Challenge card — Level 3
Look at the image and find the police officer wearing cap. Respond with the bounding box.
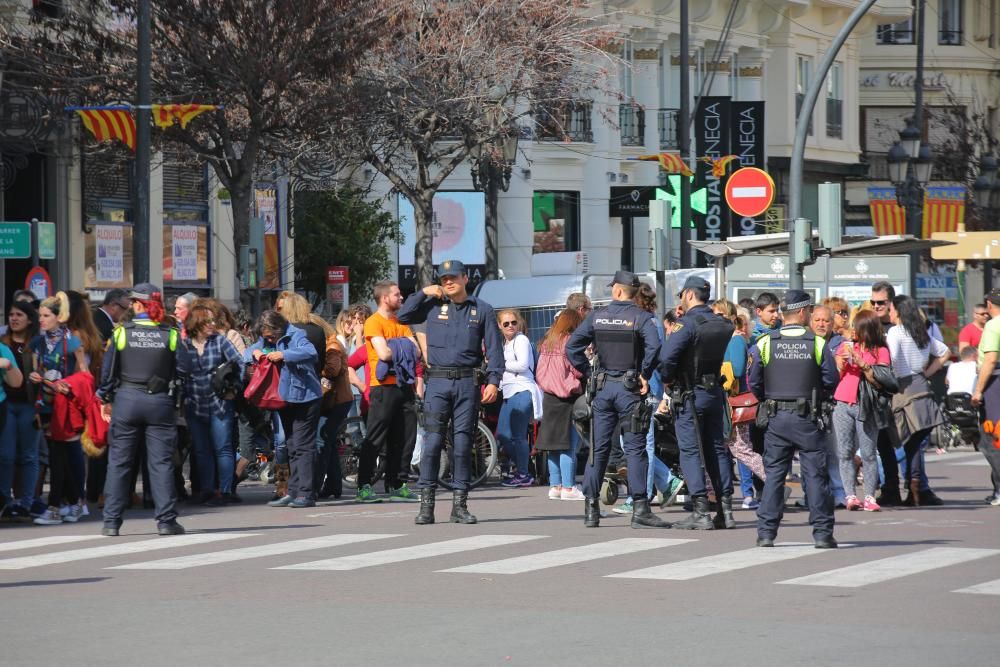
[97,283,188,537]
[660,275,736,530]
[566,270,668,528]
[748,289,839,548]
[397,260,504,525]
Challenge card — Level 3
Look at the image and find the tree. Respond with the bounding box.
[293,186,400,307]
[337,0,615,286]
[1,0,397,295]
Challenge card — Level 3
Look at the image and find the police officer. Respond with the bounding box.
[566,270,668,529]
[659,276,735,530]
[397,260,504,525]
[748,289,840,548]
[97,283,187,537]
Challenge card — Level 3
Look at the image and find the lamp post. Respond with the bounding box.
[470,128,518,282]
[886,118,933,299]
[972,154,998,321]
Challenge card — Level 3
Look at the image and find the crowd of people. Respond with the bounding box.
[0,269,998,538]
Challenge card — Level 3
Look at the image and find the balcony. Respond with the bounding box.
[619,103,645,147]
[534,100,593,143]
[657,108,679,150]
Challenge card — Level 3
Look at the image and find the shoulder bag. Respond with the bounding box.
[243,357,286,410]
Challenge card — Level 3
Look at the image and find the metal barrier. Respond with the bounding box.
[516,301,610,347]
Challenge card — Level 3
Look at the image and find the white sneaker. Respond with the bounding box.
[548,486,563,500]
[58,504,71,518]
[560,485,586,501]
[33,507,64,525]
[80,503,90,518]
[62,504,85,523]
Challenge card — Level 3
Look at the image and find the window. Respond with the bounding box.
[534,101,593,142]
[619,103,645,146]
[826,63,843,139]
[796,56,813,136]
[939,0,963,44]
[532,191,580,254]
[876,14,914,44]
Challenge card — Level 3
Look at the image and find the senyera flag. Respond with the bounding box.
[152,104,219,129]
[633,152,694,177]
[73,106,137,151]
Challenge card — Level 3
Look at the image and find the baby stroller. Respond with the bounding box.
[933,393,981,450]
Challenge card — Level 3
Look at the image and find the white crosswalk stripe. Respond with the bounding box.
[607,542,832,581]
[109,533,403,570]
[274,534,544,571]
[777,547,1000,588]
[0,533,256,570]
[440,538,694,575]
[953,578,1000,595]
[0,535,105,553]
[948,459,989,466]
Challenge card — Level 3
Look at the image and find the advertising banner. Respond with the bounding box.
[398,191,486,292]
[255,188,280,289]
[694,96,731,265]
[96,225,124,283]
[729,101,766,237]
[171,225,199,281]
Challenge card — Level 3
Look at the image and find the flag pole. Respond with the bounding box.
[134,0,151,284]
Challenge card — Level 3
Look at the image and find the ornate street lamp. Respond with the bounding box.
[471,124,519,281]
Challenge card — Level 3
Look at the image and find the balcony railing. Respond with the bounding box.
[939,29,962,45]
[657,108,679,150]
[619,103,645,146]
[826,98,843,139]
[876,26,914,44]
[534,101,593,143]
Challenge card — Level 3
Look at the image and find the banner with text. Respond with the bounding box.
[255,188,280,289]
[729,101,766,237]
[694,96,731,266]
[398,191,486,292]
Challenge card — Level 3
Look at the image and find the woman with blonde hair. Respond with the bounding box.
[496,308,540,487]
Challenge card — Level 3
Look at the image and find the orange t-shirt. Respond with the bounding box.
[364,312,414,387]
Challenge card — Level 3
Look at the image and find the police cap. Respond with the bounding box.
[986,287,1000,305]
[781,289,812,312]
[676,275,710,298]
[129,282,161,300]
[608,270,640,288]
[438,260,467,278]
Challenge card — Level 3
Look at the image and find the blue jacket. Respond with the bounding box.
[244,324,321,404]
[376,337,420,385]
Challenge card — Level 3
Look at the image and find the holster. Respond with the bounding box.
[625,399,652,433]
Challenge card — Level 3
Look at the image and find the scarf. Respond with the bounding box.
[44,326,66,355]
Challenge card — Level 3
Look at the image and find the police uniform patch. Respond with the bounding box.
[672,323,684,332]
[438,304,449,320]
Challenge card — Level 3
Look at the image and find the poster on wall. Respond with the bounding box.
[255,187,280,289]
[96,225,124,283]
[397,191,486,292]
[171,225,199,281]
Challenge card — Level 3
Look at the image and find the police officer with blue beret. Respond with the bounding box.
[748,289,839,548]
[398,260,504,525]
[97,283,188,537]
[659,275,736,530]
[566,270,669,528]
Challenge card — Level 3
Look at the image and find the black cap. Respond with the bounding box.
[129,282,161,300]
[986,288,1000,305]
[437,259,467,278]
[676,275,710,298]
[608,270,640,288]
[781,289,812,312]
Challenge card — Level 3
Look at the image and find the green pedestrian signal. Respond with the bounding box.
[655,175,707,229]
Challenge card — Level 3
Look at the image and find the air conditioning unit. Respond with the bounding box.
[531,251,590,276]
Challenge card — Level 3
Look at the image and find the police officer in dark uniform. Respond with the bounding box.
[748,289,840,548]
[397,260,504,525]
[97,283,188,537]
[566,270,668,529]
[659,275,735,530]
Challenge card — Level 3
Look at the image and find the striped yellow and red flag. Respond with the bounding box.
[152,104,218,129]
[922,186,966,238]
[701,154,739,178]
[867,187,906,235]
[76,108,136,151]
[635,152,693,177]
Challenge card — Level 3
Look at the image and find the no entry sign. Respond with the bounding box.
[725,167,775,218]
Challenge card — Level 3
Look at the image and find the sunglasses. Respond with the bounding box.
[835,310,849,318]
[871,300,888,306]
[501,321,518,327]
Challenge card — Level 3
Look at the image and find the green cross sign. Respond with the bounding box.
[655,175,707,229]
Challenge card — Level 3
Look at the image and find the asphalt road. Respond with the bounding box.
[1,446,998,667]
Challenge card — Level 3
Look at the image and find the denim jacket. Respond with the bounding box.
[244,324,321,404]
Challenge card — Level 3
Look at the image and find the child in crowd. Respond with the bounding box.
[945,345,979,396]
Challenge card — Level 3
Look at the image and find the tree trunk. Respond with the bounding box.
[228,182,254,312]
[412,193,436,287]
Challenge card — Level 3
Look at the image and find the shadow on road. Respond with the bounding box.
[0,577,110,588]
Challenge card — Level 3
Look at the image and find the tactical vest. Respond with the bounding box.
[592,306,641,372]
[113,321,178,386]
[759,328,824,400]
[679,312,735,389]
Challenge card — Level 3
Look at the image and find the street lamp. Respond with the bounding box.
[470,126,519,281]
[973,154,997,208]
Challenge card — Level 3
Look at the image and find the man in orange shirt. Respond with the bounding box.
[356,280,420,503]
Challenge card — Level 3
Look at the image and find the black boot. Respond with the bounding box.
[673,496,714,530]
[584,497,600,528]
[713,494,736,529]
[450,490,477,524]
[631,497,671,529]
[415,491,435,525]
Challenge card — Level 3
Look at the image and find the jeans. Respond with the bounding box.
[546,425,579,488]
[643,405,674,497]
[186,403,236,495]
[1,401,40,507]
[497,391,533,474]
[314,402,352,496]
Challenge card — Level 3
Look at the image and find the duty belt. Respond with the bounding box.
[119,379,169,394]
[424,366,477,380]
[770,399,807,412]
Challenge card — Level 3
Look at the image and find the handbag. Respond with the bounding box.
[728,391,759,425]
[243,357,286,410]
[869,364,900,394]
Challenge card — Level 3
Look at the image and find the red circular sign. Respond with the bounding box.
[25,266,52,299]
[725,167,775,218]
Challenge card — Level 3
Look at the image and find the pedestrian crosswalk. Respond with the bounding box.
[0,531,999,595]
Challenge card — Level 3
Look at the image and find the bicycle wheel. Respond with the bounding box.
[438,420,499,489]
[338,416,367,489]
